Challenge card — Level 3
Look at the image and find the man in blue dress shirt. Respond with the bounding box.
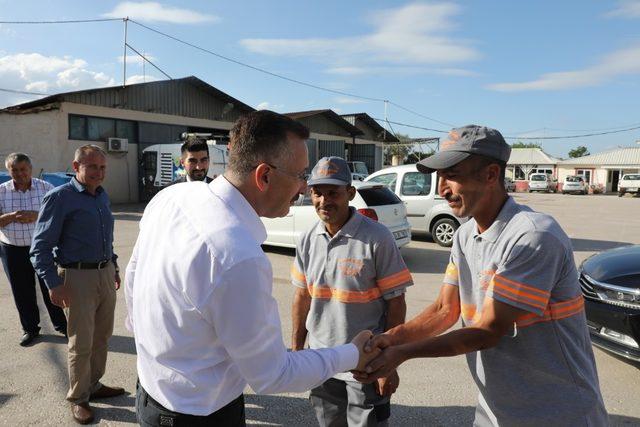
[31,144,125,424]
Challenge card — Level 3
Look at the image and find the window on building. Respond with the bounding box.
[69,115,86,140]
[69,114,138,143]
[514,166,526,180]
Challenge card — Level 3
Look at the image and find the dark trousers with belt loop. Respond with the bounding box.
[136,380,246,426]
[0,242,67,334]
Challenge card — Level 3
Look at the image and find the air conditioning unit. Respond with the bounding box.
[107,137,128,153]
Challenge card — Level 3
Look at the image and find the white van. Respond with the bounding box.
[141,141,228,188]
[365,164,467,247]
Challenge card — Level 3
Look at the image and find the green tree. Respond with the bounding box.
[568,146,589,158]
[384,132,412,164]
[511,141,542,149]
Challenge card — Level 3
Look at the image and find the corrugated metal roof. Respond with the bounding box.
[557,146,640,166]
[340,113,399,143]
[284,109,362,136]
[1,76,255,121]
[507,148,559,165]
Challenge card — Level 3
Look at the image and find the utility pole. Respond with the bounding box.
[122,17,129,87]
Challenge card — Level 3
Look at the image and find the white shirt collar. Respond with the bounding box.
[210,176,267,245]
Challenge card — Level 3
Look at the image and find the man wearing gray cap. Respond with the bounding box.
[291,156,413,426]
[354,126,608,426]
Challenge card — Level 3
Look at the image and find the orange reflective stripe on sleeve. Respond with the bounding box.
[376,268,412,291]
[307,283,382,304]
[444,263,458,282]
[516,295,585,327]
[290,264,306,285]
[489,275,550,311]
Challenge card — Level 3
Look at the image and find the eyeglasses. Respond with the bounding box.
[253,162,307,182]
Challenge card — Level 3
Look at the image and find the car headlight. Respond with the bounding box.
[583,273,640,310]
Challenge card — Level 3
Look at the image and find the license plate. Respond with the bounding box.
[393,230,408,239]
[628,187,638,192]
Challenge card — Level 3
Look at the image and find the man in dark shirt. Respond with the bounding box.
[31,145,125,424]
[172,137,213,184]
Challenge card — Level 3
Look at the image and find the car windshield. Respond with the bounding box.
[530,175,546,181]
[623,174,640,180]
[358,187,401,206]
[353,163,369,174]
[566,176,582,182]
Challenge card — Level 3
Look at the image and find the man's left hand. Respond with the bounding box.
[115,272,121,290]
[374,369,399,396]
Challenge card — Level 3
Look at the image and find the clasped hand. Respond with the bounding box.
[351,333,406,385]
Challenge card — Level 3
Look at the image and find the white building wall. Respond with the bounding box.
[0,109,63,176]
[0,102,241,203]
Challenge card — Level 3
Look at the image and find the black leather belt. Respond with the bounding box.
[61,260,110,270]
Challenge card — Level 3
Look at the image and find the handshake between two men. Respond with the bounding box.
[350,331,402,388]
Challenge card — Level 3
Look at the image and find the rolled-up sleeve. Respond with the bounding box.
[30,191,65,289]
[205,257,358,395]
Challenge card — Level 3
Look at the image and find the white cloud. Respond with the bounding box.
[487,46,640,92]
[103,2,219,24]
[118,54,156,64]
[125,74,158,85]
[605,0,640,18]
[333,97,366,105]
[0,53,116,105]
[256,101,284,111]
[325,65,479,77]
[240,2,479,74]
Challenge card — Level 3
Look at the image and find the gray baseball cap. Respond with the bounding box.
[417,125,511,174]
[307,156,352,186]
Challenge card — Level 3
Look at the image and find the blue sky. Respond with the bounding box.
[1,0,640,158]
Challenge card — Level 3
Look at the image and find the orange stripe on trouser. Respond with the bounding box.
[376,269,412,291]
[307,284,382,303]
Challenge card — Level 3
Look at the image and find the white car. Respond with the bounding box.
[619,174,640,197]
[261,181,411,249]
[528,173,557,193]
[365,164,467,247]
[562,175,589,195]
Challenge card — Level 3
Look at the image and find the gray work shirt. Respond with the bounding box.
[444,197,608,427]
[292,209,412,352]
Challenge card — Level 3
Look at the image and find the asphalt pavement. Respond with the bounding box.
[0,193,639,426]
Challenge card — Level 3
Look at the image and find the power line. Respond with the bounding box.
[128,19,387,103]
[0,18,122,24]
[0,87,49,96]
[0,17,462,127]
[373,118,448,133]
[388,101,456,127]
[505,125,640,140]
[125,43,172,80]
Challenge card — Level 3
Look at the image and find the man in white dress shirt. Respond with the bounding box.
[125,110,376,426]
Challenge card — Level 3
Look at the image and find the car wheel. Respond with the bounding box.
[618,192,624,197]
[528,189,532,193]
[431,218,457,247]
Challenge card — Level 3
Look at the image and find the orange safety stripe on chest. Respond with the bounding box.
[307,284,382,303]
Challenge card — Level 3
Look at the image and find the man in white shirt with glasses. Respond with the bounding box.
[126,110,377,426]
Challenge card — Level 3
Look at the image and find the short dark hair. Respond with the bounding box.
[471,154,506,185]
[228,110,310,176]
[181,137,209,156]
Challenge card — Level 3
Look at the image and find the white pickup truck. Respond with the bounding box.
[618,174,640,197]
